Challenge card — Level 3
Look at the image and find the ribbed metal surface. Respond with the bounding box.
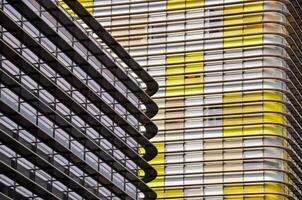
[0,0,158,199]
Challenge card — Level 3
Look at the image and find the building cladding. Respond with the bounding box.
[91,0,302,199]
[0,0,158,200]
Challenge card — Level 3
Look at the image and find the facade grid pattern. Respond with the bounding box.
[91,0,302,199]
[0,0,158,200]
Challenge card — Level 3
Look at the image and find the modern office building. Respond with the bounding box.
[0,0,158,200]
[92,0,302,199]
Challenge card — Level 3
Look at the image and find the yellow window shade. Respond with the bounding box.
[224,126,244,136]
[166,85,184,96]
[243,114,263,124]
[167,66,185,75]
[224,117,244,126]
[264,113,285,124]
[225,197,244,200]
[224,37,243,47]
[155,188,184,198]
[243,125,263,135]
[167,0,185,9]
[155,143,165,153]
[185,75,203,95]
[244,35,263,45]
[186,0,204,8]
[264,91,283,101]
[245,185,263,193]
[264,102,284,112]
[185,52,203,61]
[185,52,204,95]
[223,92,286,136]
[154,189,164,199]
[167,55,185,64]
[263,125,285,135]
[185,53,204,73]
[224,185,244,194]
[154,165,165,176]
[224,2,263,47]
[224,184,285,200]
[265,183,286,200]
[244,2,263,12]
[167,55,185,96]
[167,76,185,86]
[245,197,264,200]
[165,189,183,198]
[244,25,263,34]
[167,52,204,96]
[244,185,265,200]
[149,154,164,165]
[148,177,165,187]
[224,185,244,200]
[224,4,243,15]
[167,0,204,9]
[59,0,94,16]
[265,195,284,200]
[244,16,262,23]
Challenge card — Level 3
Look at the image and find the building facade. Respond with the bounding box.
[93,0,302,199]
[0,0,158,200]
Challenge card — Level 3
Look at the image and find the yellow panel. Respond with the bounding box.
[246,185,263,193]
[266,195,283,200]
[166,189,183,198]
[166,80,184,96]
[155,165,165,176]
[224,184,286,199]
[224,2,263,47]
[185,75,203,95]
[244,35,263,45]
[167,52,204,96]
[167,55,185,96]
[59,0,94,16]
[224,126,244,136]
[245,197,264,200]
[224,92,286,136]
[265,183,284,193]
[244,2,263,12]
[167,0,185,9]
[167,55,185,64]
[167,0,204,9]
[224,185,243,194]
[224,4,243,15]
[149,144,164,164]
[154,189,164,198]
[149,153,164,165]
[224,185,244,200]
[185,52,204,95]
[148,142,165,190]
[155,143,165,153]
[148,176,165,187]
[186,0,204,7]
[155,188,184,198]
[243,125,263,135]
[265,183,285,200]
